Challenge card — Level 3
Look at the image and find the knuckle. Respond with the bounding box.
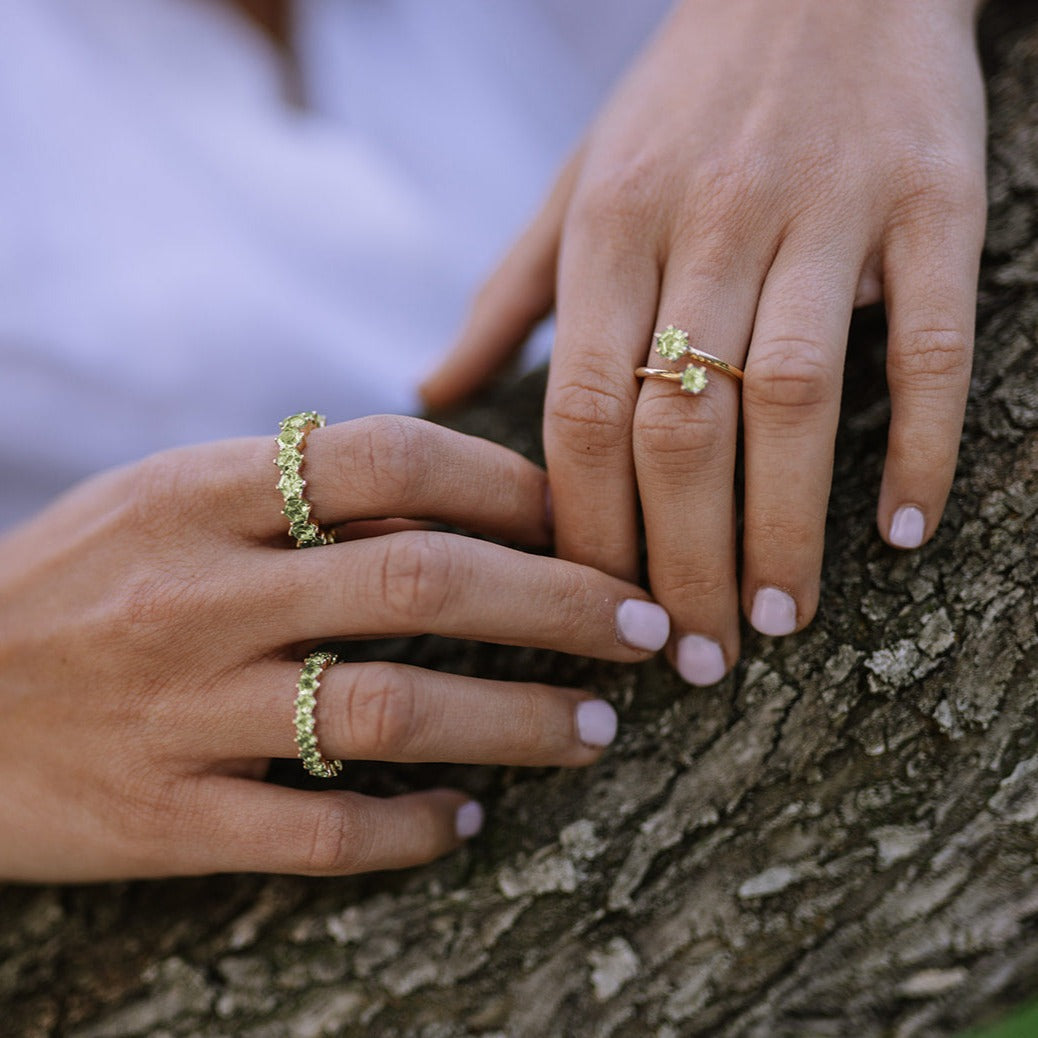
[698,151,773,213]
[511,685,551,756]
[653,571,730,607]
[752,513,818,558]
[571,153,663,233]
[120,450,198,532]
[375,530,455,626]
[113,769,184,844]
[888,150,987,229]
[548,567,601,645]
[343,664,420,758]
[548,378,632,460]
[111,566,208,654]
[347,414,426,503]
[744,338,837,415]
[302,801,364,875]
[888,327,972,388]
[634,392,727,475]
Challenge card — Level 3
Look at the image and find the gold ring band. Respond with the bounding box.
[275,412,335,548]
[636,362,743,394]
[294,650,343,779]
[639,325,744,395]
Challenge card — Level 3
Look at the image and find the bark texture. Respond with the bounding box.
[3,4,1038,1036]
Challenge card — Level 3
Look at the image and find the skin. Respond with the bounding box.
[0,417,668,881]
[422,0,990,685]
[1,0,989,880]
[232,0,291,48]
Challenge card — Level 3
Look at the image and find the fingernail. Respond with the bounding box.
[889,505,925,549]
[455,800,484,840]
[750,587,797,637]
[615,598,670,652]
[676,634,727,686]
[576,699,618,748]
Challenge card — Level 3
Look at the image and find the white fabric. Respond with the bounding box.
[0,0,670,529]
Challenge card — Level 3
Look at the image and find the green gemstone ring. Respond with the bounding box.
[276,412,335,548]
[294,650,343,779]
[638,326,744,395]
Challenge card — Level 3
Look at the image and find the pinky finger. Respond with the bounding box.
[182,780,480,877]
[878,195,985,550]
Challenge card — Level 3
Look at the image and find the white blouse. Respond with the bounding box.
[0,0,671,528]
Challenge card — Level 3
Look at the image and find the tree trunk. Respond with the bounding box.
[4,4,1038,1036]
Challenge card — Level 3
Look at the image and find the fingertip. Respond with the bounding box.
[615,598,670,652]
[575,698,618,749]
[674,634,728,686]
[886,504,927,550]
[749,586,798,637]
[454,799,485,840]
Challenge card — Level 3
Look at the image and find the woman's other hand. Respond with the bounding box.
[0,416,669,882]
[422,0,988,684]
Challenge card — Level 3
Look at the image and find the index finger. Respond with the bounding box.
[544,194,660,582]
[235,416,554,548]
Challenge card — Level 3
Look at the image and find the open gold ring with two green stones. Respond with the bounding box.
[635,325,744,395]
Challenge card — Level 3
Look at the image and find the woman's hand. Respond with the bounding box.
[0,416,669,882]
[422,0,988,683]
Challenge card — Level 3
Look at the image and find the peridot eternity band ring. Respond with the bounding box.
[636,325,744,396]
[294,650,343,779]
[275,412,335,548]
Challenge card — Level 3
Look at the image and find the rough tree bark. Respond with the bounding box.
[3,4,1038,1036]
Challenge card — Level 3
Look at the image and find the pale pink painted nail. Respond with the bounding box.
[889,505,925,549]
[576,700,618,748]
[750,587,797,637]
[676,635,727,686]
[455,801,484,839]
[615,599,670,652]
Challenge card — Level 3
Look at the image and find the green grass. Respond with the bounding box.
[963,1000,1038,1037]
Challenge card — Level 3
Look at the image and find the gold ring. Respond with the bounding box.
[275,412,335,548]
[294,650,343,779]
[638,325,744,395]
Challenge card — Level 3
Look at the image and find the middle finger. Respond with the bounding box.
[633,246,764,685]
[261,529,670,661]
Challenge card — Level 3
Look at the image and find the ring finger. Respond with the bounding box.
[633,247,764,685]
[220,661,619,766]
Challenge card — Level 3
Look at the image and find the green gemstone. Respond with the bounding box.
[278,473,304,496]
[680,364,709,395]
[284,499,311,522]
[654,325,690,361]
[277,427,302,448]
[276,447,303,471]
